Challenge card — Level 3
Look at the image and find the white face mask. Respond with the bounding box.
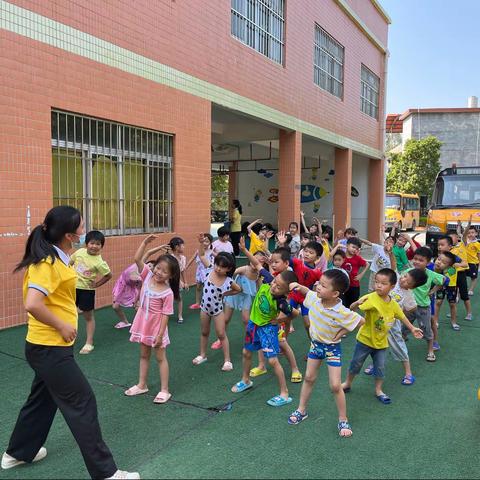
[72,233,86,248]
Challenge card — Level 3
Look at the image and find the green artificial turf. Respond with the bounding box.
[1,280,480,479]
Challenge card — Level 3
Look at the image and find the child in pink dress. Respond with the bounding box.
[125,235,180,404]
[112,244,171,329]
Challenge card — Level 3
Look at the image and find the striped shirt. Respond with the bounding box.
[303,290,362,344]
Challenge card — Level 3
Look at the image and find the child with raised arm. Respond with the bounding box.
[112,243,170,329]
[287,270,364,436]
[342,268,423,404]
[231,265,299,407]
[186,233,214,310]
[246,218,274,254]
[359,235,395,292]
[192,234,241,371]
[239,238,303,383]
[464,215,480,296]
[125,235,180,404]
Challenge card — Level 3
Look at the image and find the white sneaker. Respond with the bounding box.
[465,314,473,321]
[106,470,141,479]
[1,447,47,469]
[468,290,474,296]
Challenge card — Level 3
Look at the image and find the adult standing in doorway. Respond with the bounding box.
[1,206,139,479]
[230,199,243,256]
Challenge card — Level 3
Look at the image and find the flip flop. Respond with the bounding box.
[267,395,292,407]
[221,361,233,371]
[79,344,94,354]
[114,321,131,329]
[401,374,415,386]
[124,385,149,396]
[192,355,207,366]
[338,420,353,437]
[153,392,171,404]
[288,409,308,425]
[290,372,303,383]
[376,393,392,404]
[231,380,253,393]
[249,367,267,377]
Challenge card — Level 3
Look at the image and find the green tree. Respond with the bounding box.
[211,173,229,211]
[386,136,442,200]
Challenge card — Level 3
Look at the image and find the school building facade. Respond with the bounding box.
[0,0,390,329]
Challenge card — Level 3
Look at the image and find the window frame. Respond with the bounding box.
[51,110,173,236]
[231,0,285,65]
[313,24,344,99]
[360,64,380,119]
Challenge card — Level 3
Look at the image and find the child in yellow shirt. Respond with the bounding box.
[71,230,112,354]
[341,268,423,404]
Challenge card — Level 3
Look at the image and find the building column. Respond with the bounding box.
[333,147,352,232]
[228,162,238,214]
[368,157,385,243]
[278,130,302,230]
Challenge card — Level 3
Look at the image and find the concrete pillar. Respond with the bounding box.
[368,157,385,243]
[278,130,302,229]
[333,147,352,232]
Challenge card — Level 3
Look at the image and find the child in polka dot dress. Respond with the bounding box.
[192,234,241,371]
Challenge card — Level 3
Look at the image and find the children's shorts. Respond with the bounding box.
[436,286,458,304]
[289,298,309,316]
[244,321,279,358]
[413,306,433,340]
[76,289,95,312]
[348,341,387,378]
[467,263,478,279]
[308,340,342,366]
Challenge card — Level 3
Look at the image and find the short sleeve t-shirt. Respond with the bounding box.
[370,244,391,273]
[342,254,367,287]
[25,255,78,346]
[249,231,267,254]
[451,243,468,271]
[212,239,234,254]
[393,245,409,272]
[390,280,417,312]
[441,255,461,287]
[409,268,444,307]
[71,248,111,290]
[303,291,362,344]
[250,283,294,327]
[289,258,322,304]
[357,292,406,349]
[466,240,480,264]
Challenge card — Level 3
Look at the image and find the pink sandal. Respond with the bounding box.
[192,355,207,365]
[153,392,172,404]
[124,385,149,396]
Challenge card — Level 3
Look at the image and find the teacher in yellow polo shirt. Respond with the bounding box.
[1,206,139,479]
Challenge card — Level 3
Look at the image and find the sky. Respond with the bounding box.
[380,0,480,114]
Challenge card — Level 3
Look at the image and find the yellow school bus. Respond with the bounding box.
[426,165,480,251]
[384,192,420,231]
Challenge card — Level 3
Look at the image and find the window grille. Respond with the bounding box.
[314,25,344,99]
[51,110,173,236]
[360,65,380,119]
[231,0,285,64]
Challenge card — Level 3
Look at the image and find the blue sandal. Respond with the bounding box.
[267,395,292,407]
[231,380,253,393]
[376,393,392,404]
[338,420,353,437]
[401,374,415,386]
[288,409,308,425]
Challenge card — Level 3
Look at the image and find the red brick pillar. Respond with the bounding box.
[278,130,302,230]
[368,157,385,243]
[333,147,352,233]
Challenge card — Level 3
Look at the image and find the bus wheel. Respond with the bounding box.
[411,219,416,231]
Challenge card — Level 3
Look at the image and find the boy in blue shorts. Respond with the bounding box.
[231,268,299,407]
[287,270,364,436]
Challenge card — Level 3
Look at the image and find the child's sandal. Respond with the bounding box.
[288,409,308,425]
[338,420,353,437]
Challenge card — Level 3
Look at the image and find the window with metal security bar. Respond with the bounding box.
[314,25,344,99]
[360,65,380,119]
[231,0,285,65]
[51,111,173,236]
